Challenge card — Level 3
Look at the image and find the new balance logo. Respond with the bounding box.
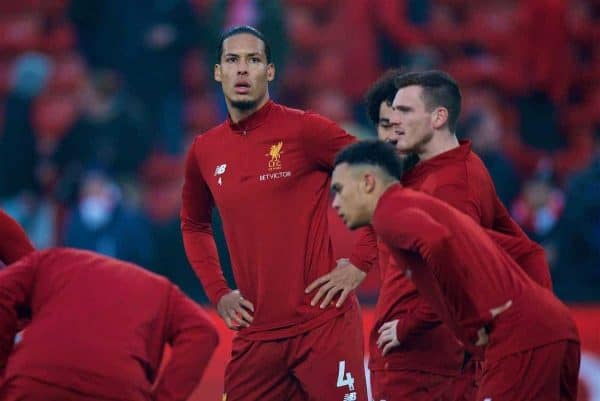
[214,164,227,176]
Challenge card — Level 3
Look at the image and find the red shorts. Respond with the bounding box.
[224,303,367,401]
[478,340,580,401]
[0,376,123,401]
[370,369,455,401]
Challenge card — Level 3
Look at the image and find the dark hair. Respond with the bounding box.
[394,70,461,132]
[364,69,403,126]
[217,25,272,64]
[334,140,403,180]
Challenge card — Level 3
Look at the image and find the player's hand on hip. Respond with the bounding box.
[217,290,254,330]
[475,299,512,346]
[377,319,400,356]
[305,258,367,309]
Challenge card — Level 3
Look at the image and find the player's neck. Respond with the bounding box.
[227,95,270,124]
[418,131,459,161]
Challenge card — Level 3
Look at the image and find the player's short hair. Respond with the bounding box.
[364,69,404,126]
[217,25,272,64]
[395,70,461,132]
[334,140,403,180]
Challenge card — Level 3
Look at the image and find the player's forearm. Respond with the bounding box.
[153,328,219,401]
[181,226,231,305]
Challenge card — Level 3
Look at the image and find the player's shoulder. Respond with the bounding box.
[277,102,336,126]
[190,122,229,147]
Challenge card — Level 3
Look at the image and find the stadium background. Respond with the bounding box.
[0,0,598,399]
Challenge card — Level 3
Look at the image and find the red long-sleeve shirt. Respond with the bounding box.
[0,248,218,401]
[369,140,552,372]
[0,210,34,266]
[373,186,578,362]
[181,100,377,341]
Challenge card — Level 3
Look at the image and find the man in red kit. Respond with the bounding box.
[331,140,580,401]
[0,248,219,401]
[368,70,553,401]
[0,210,34,266]
[363,70,462,401]
[180,26,376,401]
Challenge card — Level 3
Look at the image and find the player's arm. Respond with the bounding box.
[302,113,378,307]
[153,286,219,401]
[377,295,441,356]
[0,252,38,369]
[181,140,253,329]
[374,207,493,343]
[490,199,553,289]
[180,138,231,305]
[431,183,483,223]
[0,210,35,265]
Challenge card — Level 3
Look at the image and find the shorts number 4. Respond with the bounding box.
[337,360,357,401]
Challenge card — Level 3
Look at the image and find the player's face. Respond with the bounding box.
[215,33,275,112]
[331,164,371,230]
[377,102,403,151]
[391,85,435,155]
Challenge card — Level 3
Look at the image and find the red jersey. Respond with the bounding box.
[369,141,551,372]
[181,100,377,341]
[373,186,578,362]
[0,210,34,266]
[0,248,218,401]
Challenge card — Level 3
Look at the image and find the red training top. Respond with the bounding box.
[373,186,578,363]
[0,210,34,266]
[369,141,551,373]
[0,248,219,401]
[181,100,377,341]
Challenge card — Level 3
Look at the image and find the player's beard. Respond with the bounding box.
[230,99,258,111]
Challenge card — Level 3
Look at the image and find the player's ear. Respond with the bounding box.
[267,63,275,82]
[432,107,449,130]
[214,64,222,82]
[363,172,376,193]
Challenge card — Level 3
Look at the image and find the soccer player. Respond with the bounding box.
[331,140,580,401]
[363,70,462,400]
[180,26,377,401]
[0,210,34,266]
[0,248,219,401]
[368,70,553,401]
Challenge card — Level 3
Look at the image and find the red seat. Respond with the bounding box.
[0,15,41,54]
[40,23,76,55]
[0,59,12,95]
[0,0,41,15]
[184,94,220,132]
[32,94,79,142]
[47,54,87,94]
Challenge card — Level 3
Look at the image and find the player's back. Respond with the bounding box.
[4,248,173,401]
[376,187,578,362]
[402,140,552,288]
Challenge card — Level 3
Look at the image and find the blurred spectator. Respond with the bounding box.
[462,89,520,205]
[51,70,150,205]
[0,53,52,199]
[554,127,600,301]
[69,0,203,154]
[140,154,216,303]
[63,171,153,267]
[510,168,565,244]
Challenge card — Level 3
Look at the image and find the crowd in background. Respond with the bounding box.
[0,0,599,302]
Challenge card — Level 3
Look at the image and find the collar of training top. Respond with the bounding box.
[227,100,274,134]
[402,139,472,181]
